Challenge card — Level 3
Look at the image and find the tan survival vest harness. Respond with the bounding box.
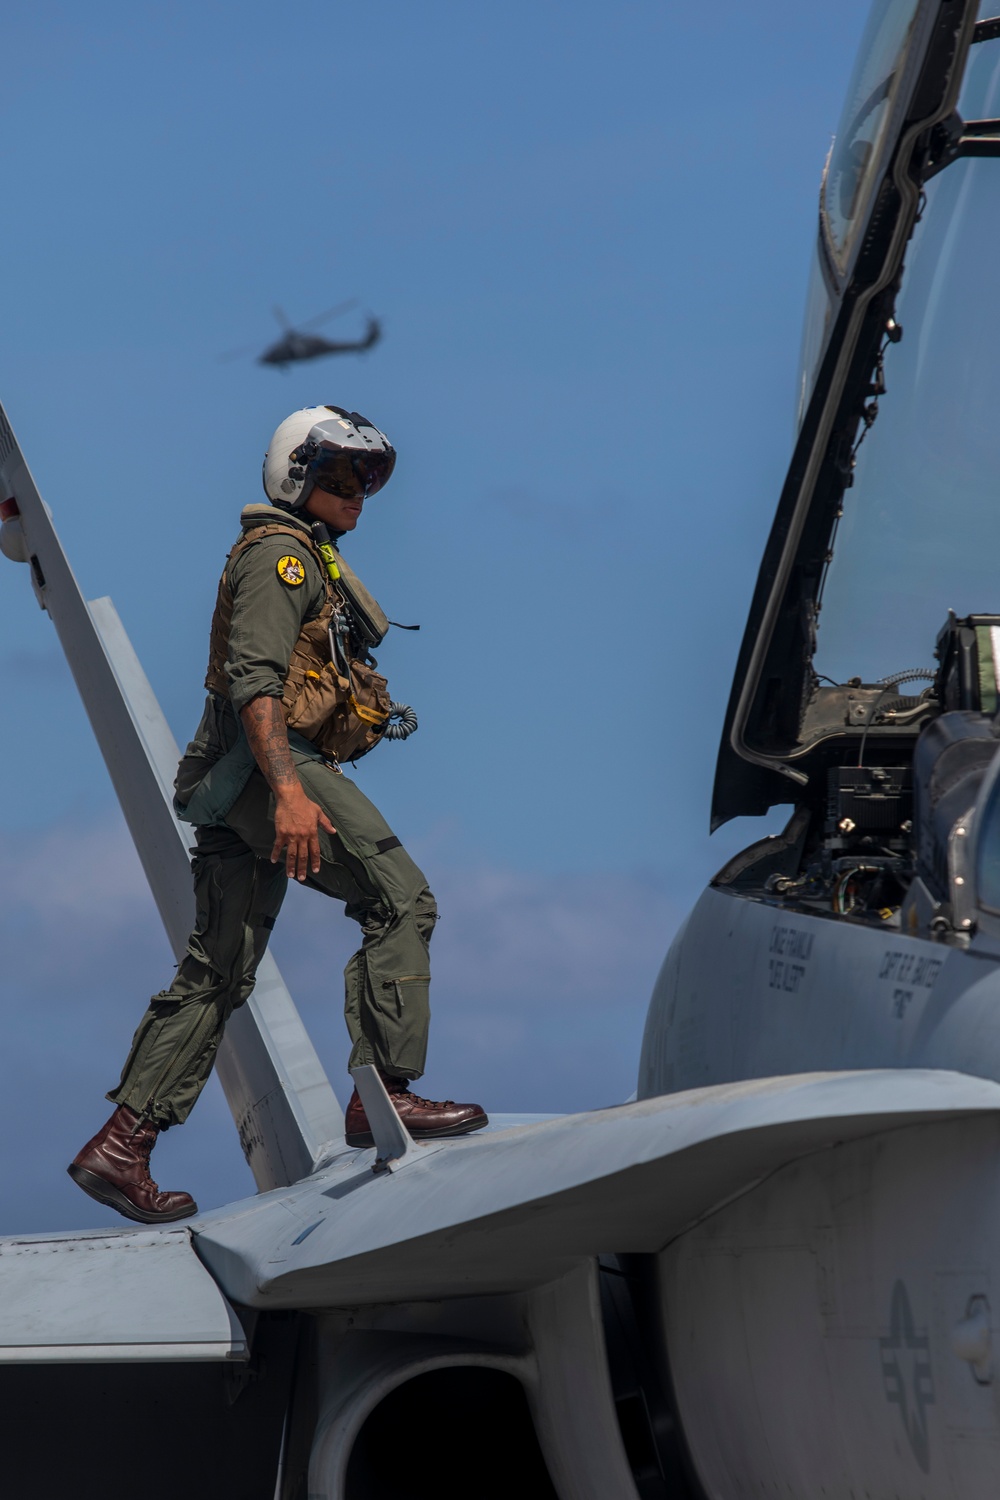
[205,522,392,763]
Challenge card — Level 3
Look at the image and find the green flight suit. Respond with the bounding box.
[108,505,435,1129]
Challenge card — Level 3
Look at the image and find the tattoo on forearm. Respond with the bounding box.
[241,696,298,792]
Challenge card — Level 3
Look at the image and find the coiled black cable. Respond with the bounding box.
[385,702,418,740]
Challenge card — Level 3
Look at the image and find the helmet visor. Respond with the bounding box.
[309,445,396,500]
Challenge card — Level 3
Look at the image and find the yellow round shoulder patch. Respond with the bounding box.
[276,554,306,588]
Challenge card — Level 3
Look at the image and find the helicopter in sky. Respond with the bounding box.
[224,300,382,369]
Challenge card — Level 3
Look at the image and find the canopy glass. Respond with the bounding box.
[812,41,1000,687]
[823,0,924,268]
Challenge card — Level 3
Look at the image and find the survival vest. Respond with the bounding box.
[205,521,392,762]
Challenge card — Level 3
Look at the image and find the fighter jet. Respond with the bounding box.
[3,2,1000,1496]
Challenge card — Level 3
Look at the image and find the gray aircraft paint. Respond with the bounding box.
[638,884,1000,1096]
[0,1226,245,1363]
[659,1114,1000,1495]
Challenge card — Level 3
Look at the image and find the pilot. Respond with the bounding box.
[68,405,487,1223]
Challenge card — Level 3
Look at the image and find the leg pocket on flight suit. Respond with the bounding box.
[243,858,287,991]
[373,974,430,1077]
[186,850,286,1002]
[186,854,227,972]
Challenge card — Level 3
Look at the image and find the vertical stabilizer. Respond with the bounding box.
[0,400,343,1190]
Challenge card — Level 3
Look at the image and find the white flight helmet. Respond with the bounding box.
[262,405,396,510]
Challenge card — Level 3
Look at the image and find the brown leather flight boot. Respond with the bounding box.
[68,1105,197,1225]
[345,1074,488,1148]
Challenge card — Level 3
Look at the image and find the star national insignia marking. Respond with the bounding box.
[276,555,306,587]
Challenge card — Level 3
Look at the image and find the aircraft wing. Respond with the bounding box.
[193,1066,1000,1308]
[0,399,343,1190]
[0,1226,246,1363]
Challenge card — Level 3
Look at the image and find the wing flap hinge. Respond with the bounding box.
[350,1065,443,1173]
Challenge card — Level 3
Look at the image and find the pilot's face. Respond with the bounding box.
[302,486,364,532]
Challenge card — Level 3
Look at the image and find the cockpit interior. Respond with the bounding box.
[712,1,1000,946]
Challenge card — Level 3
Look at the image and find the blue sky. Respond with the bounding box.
[0,0,872,1229]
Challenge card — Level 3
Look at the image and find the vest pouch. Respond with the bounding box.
[283,660,344,740]
[334,553,390,650]
[284,657,391,763]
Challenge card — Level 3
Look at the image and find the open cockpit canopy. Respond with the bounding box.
[713,0,1000,829]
